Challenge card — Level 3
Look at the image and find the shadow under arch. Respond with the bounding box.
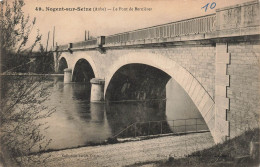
[58,57,68,74]
[104,53,216,142]
[72,58,95,83]
[105,63,171,101]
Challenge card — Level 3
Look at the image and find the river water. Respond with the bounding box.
[2,75,208,151]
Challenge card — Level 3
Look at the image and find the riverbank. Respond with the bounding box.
[142,128,259,167]
[0,72,63,76]
[30,132,214,167]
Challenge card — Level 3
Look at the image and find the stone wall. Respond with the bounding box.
[227,41,260,138]
[77,45,216,100]
[153,45,216,99]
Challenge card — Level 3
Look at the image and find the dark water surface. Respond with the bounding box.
[2,75,208,151]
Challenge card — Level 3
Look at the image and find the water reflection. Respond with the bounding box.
[41,77,173,150]
[2,76,208,151]
[106,100,167,136]
[42,78,111,150]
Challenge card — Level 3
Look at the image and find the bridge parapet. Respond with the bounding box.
[72,39,98,49]
[57,0,259,51]
[58,38,99,52]
[216,0,259,31]
[58,44,69,51]
[104,14,216,46]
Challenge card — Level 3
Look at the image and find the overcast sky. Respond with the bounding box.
[22,0,252,49]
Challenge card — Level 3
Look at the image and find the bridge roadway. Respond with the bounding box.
[53,0,260,144]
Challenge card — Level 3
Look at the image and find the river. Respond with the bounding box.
[1,75,208,151]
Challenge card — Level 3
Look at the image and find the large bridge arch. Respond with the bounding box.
[104,52,217,142]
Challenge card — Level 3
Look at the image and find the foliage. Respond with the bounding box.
[0,0,41,72]
[0,76,55,166]
[31,45,55,74]
[0,0,55,166]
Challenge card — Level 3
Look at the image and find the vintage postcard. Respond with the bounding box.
[0,0,259,166]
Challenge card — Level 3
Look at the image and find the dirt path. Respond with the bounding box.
[36,132,214,167]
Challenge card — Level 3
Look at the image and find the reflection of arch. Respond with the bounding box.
[105,52,216,142]
[58,57,68,73]
[72,58,95,83]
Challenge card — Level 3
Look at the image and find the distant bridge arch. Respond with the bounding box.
[58,57,68,73]
[59,52,98,80]
[72,58,95,83]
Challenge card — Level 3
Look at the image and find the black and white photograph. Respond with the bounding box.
[0,0,259,166]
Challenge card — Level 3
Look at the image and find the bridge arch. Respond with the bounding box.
[70,53,98,78]
[72,58,95,83]
[58,57,68,73]
[58,52,98,77]
[105,52,216,141]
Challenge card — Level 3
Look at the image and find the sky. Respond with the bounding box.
[20,0,253,49]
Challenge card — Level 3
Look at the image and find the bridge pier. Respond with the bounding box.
[90,78,105,103]
[214,43,230,143]
[64,68,72,83]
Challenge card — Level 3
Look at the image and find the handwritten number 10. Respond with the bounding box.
[202,2,216,12]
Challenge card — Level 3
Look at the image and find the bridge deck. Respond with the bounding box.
[57,0,259,52]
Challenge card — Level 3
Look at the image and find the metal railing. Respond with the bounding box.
[58,44,69,51]
[57,38,98,51]
[73,39,98,49]
[113,118,209,139]
[105,14,216,45]
[57,14,216,50]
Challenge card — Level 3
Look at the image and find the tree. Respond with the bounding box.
[0,0,55,166]
[0,0,41,73]
[0,76,55,166]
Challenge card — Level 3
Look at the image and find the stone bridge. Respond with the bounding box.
[54,1,260,144]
